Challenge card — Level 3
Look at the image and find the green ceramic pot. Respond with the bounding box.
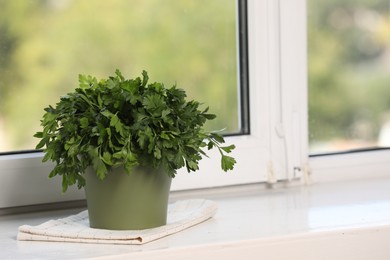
[84,165,172,230]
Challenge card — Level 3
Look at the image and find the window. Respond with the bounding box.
[1,0,312,209]
[308,0,390,154]
[2,0,303,208]
[308,0,390,182]
[0,0,245,153]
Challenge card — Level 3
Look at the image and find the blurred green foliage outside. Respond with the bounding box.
[308,0,390,152]
[0,0,239,152]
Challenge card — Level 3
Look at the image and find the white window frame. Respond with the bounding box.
[6,0,388,209]
[304,0,390,184]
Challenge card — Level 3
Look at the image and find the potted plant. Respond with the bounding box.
[34,69,236,230]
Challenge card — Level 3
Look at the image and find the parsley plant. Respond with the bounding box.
[35,70,236,192]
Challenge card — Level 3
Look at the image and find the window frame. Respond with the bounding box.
[6,0,371,209]
[0,0,307,208]
[305,0,390,183]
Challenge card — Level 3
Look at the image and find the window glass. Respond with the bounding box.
[308,0,390,153]
[0,0,241,153]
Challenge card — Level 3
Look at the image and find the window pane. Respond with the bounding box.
[0,0,242,153]
[308,0,390,153]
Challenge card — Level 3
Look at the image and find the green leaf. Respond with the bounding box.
[42,149,53,162]
[154,147,162,159]
[203,113,216,120]
[141,70,149,86]
[78,74,90,88]
[201,107,209,113]
[35,137,47,149]
[210,132,225,143]
[220,144,236,153]
[106,127,114,148]
[67,144,79,157]
[76,175,86,190]
[201,107,216,120]
[110,114,125,136]
[62,176,69,193]
[137,135,147,149]
[161,109,171,119]
[185,160,199,172]
[115,69,125,81]
[42,111,57,125]
[137,128,152,149]
[124,152,138,172]
[143,94,165,112]
[34,132,43,138]
[221,155,236,171]
[113,149,126,159]
[101,151,113,165]
[95,162,107,180]
[110,113,119,126]
[80,117,89,128]
[97,94,103,108]
[173,153,185,168]
[64,137,75,150]
[101,110,114,119]
[48,168,58,178]
[160,131,170,140]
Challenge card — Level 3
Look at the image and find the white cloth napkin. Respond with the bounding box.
[17,199,217,245]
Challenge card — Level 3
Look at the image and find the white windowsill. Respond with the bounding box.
[1,176,390,259]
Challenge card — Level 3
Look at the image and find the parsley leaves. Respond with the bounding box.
[35,70,236,192]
